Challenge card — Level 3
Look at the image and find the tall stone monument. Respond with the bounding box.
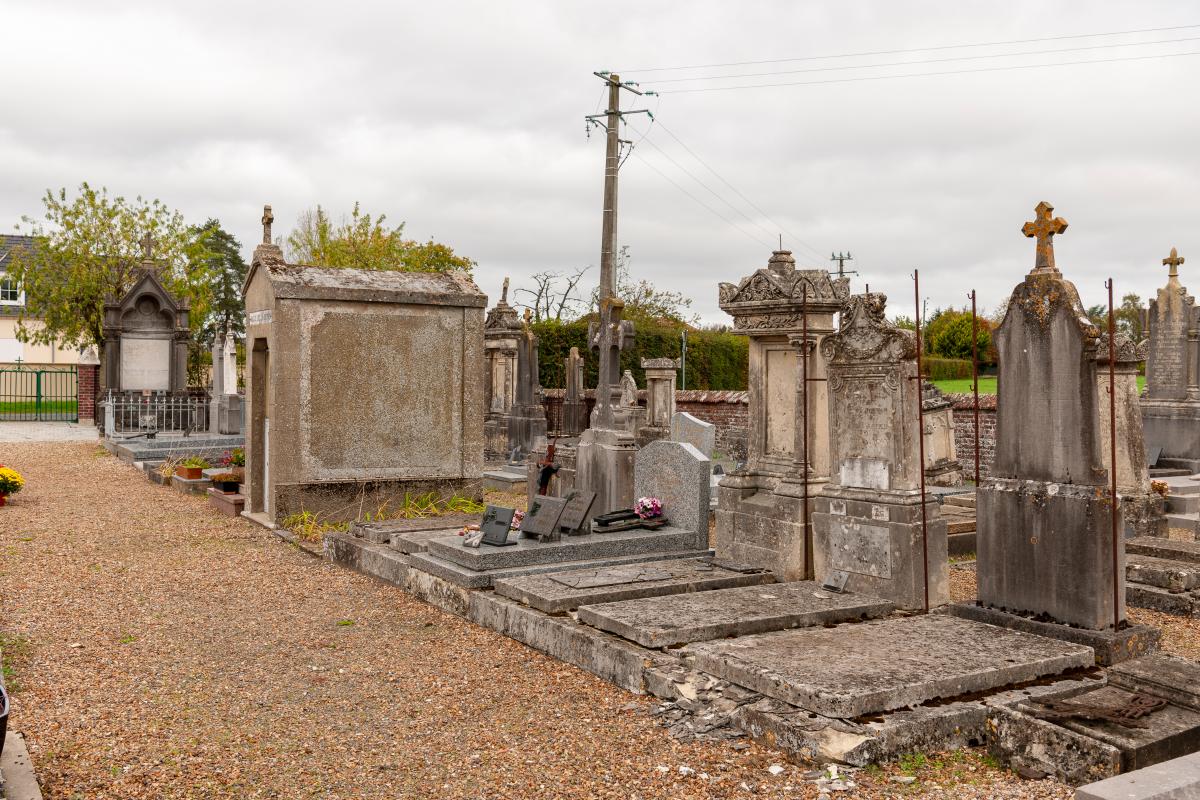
[966,202,1155,655]
[483,279,521,459]
[812,293,949,610]
[636,356,680,446]
[1141,247,1200,472]
[217,328,243,434]
[714,250,851,580]
[561,347,587,436]
[506,310,549,459]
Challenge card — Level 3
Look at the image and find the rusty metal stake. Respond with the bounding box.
[913,272,930,613]
[969,289,981,486]
[801,285,812,577]
[1106,278,1120,632]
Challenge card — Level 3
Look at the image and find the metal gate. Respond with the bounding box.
[0,366,79,421]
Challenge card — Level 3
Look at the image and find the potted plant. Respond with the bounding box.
[0,464,25,507]
[210,471,241,494]
[177,456,211,480]
[222,447,245,468]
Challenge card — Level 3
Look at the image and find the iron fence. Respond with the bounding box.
[0,366,78,421]
[102,390,209,435]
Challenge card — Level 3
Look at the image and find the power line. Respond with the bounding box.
[618,22,1200,73]
[651,119,829,263]
[631,150,776,249]
[644,35,1200,84]
[655,49,1200,94]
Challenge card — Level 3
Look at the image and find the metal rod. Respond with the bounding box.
[970,289,981,486]
[801,285,812,578]
[913,273,930,612]
[1107,278,1120,631]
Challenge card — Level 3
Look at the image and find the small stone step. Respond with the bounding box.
[1166,494,1200,514]
[940,505,974,518]
[946,518,976,535]
[943,494,976,509]
[1126,582,1200,617]
[1126,555,1200,591]
[1164,514,1199,534]
[1127,537,1200,565]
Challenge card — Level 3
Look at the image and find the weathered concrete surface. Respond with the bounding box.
[948,602,1160,666]
[1108,653,1200,713]
[1126,555,1200,591]
[1126,584,1200,618]
[467,592,670,695]
[493,559,774,614]
[407,547,712,589]
[987,705,1122,787]
[574,427,636,517]
[0,731,45,800]
[684,614,1094,718]
[171,474,211,495]
[324,531,410,586]
[1023,685,1200,774]
[1076,751,1200,800]
[670,411,715,458]
[349,514,477,546]
[579,581,892,648]
[1128,537,1200,565]
[425,526,708,572]
[389,527,466,554]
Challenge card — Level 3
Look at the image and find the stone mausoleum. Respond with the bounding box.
[241,208,486,525]
[102,251,191,395]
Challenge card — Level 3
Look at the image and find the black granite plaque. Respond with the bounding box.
[557,490,598,534]
[479,505,517,547]
[521,496,568,541]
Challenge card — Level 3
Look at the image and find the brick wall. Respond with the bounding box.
[948,392,997,480]
[540,388,751,460]
[77,363,99,423]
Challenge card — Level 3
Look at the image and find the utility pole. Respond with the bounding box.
[830,251,858,279]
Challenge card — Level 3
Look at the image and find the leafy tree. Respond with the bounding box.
[929,311,992,361]
[892,315,916,330]
[1085,304,1109,330]
[191,219,247,344]
[8,183,214,360]
[1118,293,1144,341]
[286,203,475,274]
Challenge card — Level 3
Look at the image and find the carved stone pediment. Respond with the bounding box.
[821,293,917,364]
[485,302,521,331]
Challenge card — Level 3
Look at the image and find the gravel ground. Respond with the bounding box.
[0,443,1077,799]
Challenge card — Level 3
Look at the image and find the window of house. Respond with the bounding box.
[0,272,21,304]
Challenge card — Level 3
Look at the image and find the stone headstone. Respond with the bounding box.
[557,489,597,534]
[811,292,949,610]
[521,495,568,541]
[479,505,516,547]
[633,439,711,550]
[670,411,716,458]
[483,278,522,458]
[977,202,1126,631]
[222,330,238,394]
[562,347,587,436]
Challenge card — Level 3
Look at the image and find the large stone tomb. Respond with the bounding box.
[715,250,851,580]
[241,213,485,524]
[482,279,521,459]
[577,580,893,648]
[636,357,679,447]
[684,614,1094,718]
[493,558,773,613]
[102,259,190,395]
[961,202,1158,661]
[1141,248,1200,472]
[812,293,949,610]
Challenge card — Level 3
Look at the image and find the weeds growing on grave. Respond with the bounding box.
[281,511,348,542]
[0,631,31,693]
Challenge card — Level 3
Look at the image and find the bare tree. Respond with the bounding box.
[514,266,590,321]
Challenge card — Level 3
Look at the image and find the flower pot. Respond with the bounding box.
[0,494,7,507]
[178,466,204,480]
[214,480,240,494]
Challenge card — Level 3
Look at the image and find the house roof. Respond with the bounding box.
[0,234,34,271]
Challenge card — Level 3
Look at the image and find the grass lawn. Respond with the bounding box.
[932,375,1146,395]
[0,400,78,414]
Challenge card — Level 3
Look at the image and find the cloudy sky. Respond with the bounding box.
[2,1,1198,324]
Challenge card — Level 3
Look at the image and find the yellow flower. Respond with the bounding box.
[0,466,25,495]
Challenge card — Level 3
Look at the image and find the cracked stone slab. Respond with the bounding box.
[493,558,774,613]
[684,614,1094,718]
[577,581,893,648]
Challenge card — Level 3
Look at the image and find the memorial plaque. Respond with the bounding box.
[479,505,517,547]
[557,490,598,534]
[521,496,568,541]
[821,569,850,593]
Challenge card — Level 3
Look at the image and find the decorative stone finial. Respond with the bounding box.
[1021,201,1068,274]
[262,204,274,245]
[501,277,510,304]
[139,232,154,262]
[767,249,795,275]
[1164,247,1185,279]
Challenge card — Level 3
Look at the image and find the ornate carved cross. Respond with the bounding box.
[1164,247,1185,278]
[262,204,274,245]
[591,296,628,429]
[139,232,154,261]
[1021,201,1068,273]
[501,276,510,304]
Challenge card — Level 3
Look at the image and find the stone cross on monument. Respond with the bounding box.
[501,276,510,304]
[1164,247,1185,278]
[262,205,274,245]
[139,232,154,262]
[1021,201,1068,274]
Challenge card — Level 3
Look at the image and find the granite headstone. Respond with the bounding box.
[479,505,517,547]
[633,439,711,550]
[521,495,568,542]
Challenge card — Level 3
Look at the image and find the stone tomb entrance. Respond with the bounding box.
[241,212,486,525]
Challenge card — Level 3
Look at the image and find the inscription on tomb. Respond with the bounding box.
[828,519,891,579]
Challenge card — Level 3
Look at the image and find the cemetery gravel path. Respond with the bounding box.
[0,443,1080,800]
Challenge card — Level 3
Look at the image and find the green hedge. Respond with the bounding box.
[922,357,975,381]
[533,319,748,390]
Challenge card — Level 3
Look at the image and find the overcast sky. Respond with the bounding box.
[2,1,1198,324]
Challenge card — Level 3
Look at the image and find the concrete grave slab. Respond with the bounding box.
[578,580,893,648]
[493,558,774,613]
[684,614,1094,718]
[407,547,713,589]
[1076,751,1200,800]
[1108,653,1200,713]
[389,527,464,554]
[1021,685,1200,773]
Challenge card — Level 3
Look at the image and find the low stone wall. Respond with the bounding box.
[541,389,750,460]
[947,393,997,480]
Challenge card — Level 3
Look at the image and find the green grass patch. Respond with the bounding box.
[932,375,1146,395]
[0,399,78,414]
[0,631,31,693]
